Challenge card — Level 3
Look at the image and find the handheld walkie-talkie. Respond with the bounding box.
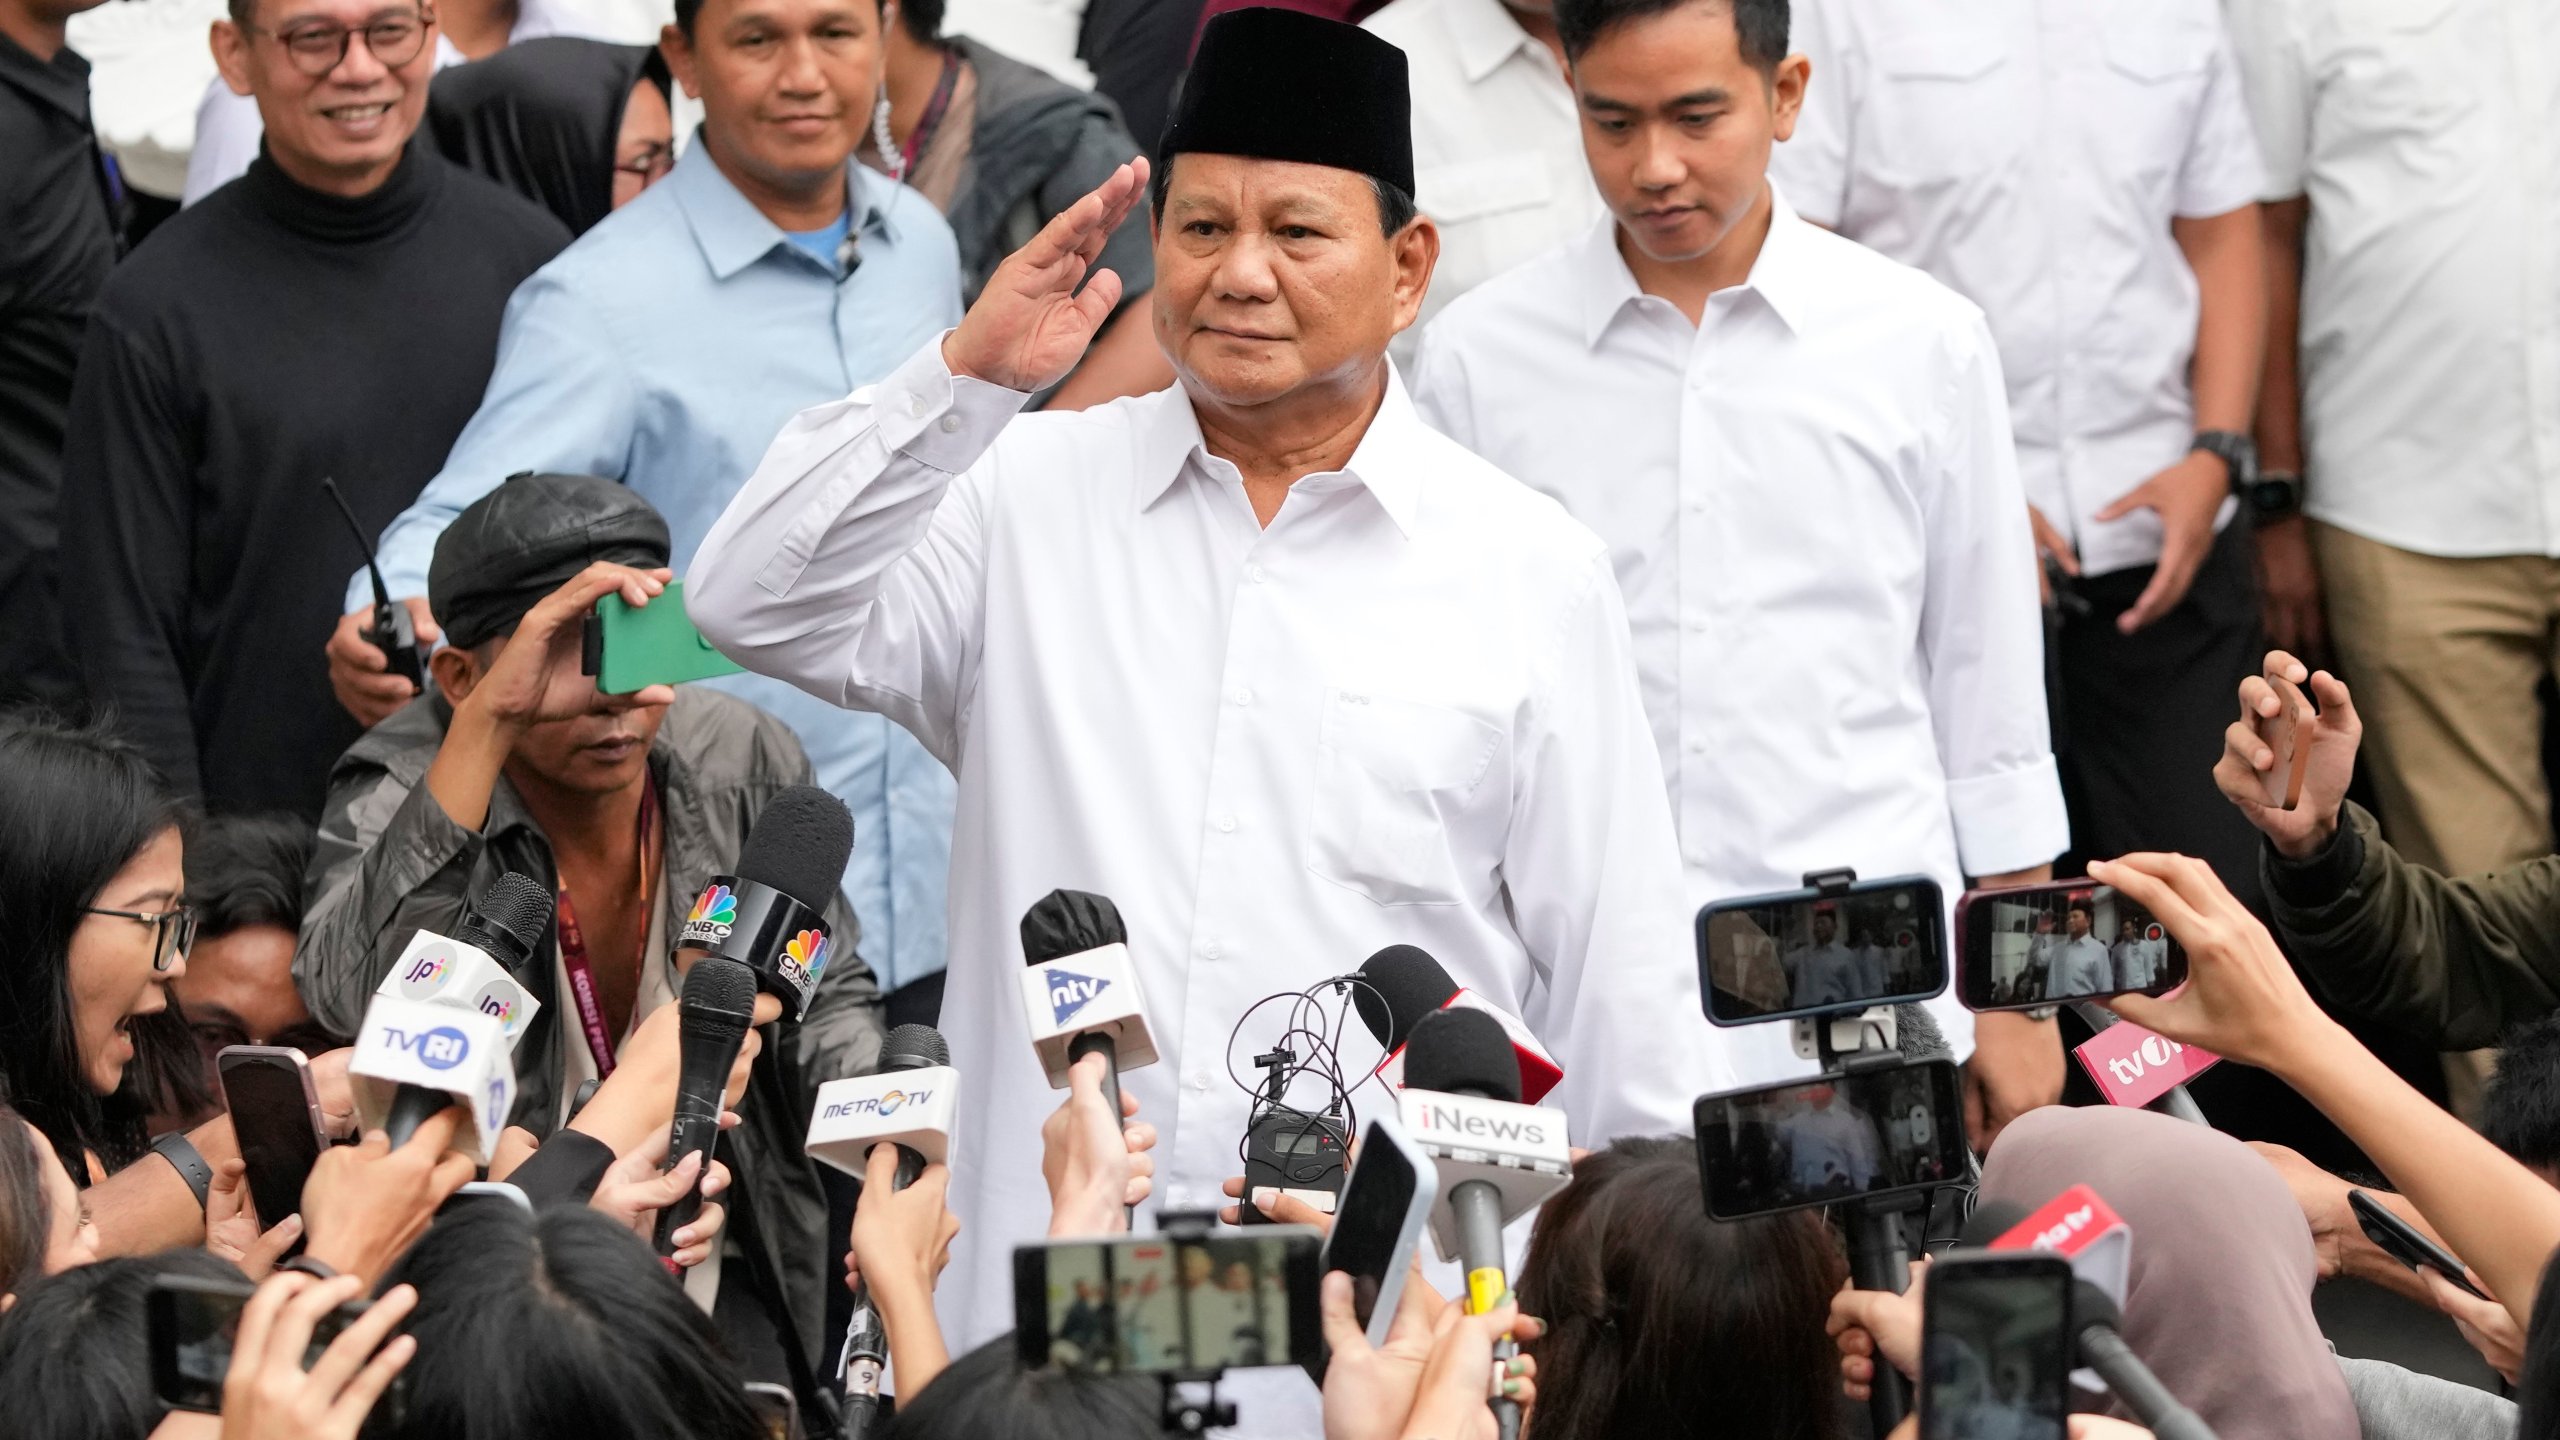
[321,478,426,693]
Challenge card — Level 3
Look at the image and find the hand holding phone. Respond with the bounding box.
[1320,1117,1439,1347]
[2256,673,2318,813]
[1919,1253,2072,1440]
[1954,882,2188,1012]
[2349,1190,2487,1300]
[219,1046,327,1232]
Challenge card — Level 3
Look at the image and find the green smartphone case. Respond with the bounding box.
[584,580,746,694]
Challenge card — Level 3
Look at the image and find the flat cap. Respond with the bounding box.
[429,472,670,650]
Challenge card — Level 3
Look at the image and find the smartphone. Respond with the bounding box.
[1696,875,1947,1025]
[1955,881,2188,1012]
[1320,1116,1439,1347]
[582,580,745,695]
[217,1045,326,1230]
[2261,672,2319,812]
[2349,1190,2488,1300]
[437,1180,534,1218]
[1013,1228,1325,1376]
[148,1272,372,1413]
[742,1381,799,1440]
[1919,1252,2074,1440]
[1692,1059,1969,1220]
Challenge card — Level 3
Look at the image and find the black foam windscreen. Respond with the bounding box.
[881,1023,949,1071]
[680,952,761,1024]
[737,785,856,914]
[1402,1007,1521,1103]
[1020,890,1128,966]
[1353,944,1459,1052]
[457,871,553,970]
[1959,1198,2035,1249]
[2071,1279,2123,1333]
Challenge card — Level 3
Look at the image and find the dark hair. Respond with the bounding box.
[879,1333,1159,1440]
[0,711,185,1177]
[1148,157,1419,237]
[369,1204,763,1440]
[0,1249,244,1440]
[673,0,882,39]
[896,0,943,42]
[1554,0,1788,68]
[1515,1136,1846,1440]
[0,1103,53,1299]
[2487,1016,2560,1177]
[182,813,312,942]
[2516,1247,2560,1440]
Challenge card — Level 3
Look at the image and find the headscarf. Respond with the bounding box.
[427,37,665,236]
[1980,1105,2362,1440]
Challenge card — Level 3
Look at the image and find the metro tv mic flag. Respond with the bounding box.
[1401,1008,1570,1440]
[651,956,759,1258]
[1355,944,1562,1103]
[679,785,854,1021]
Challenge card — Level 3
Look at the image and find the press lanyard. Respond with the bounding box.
[902,50,962,175]
[554,781,659,1079]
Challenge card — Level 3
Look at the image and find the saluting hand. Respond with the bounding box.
[943,159,1150,394]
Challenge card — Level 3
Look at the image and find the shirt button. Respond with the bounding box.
[1687,737,1708,754]
[1191,1073,1214,1093]
[907,395,925,418]
[1231,686,1254,706]
[1246,564,1267,584]
[1216,813,1238,833]
[939,414,961,434]
[1202,940,1225,960]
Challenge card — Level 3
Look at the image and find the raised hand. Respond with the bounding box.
[944,159,1150,394]
[2211,650,2361,858]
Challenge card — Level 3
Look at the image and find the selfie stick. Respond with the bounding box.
[1153,1210,1239,1435]
[320,478,427,692]
[2070,1002,2210,1127]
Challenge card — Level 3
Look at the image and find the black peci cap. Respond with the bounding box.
[1159,7,1415,196]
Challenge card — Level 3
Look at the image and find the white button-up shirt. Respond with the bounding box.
[1363,0,1603,361]
[1772,0,2267,579]
[2224,0,2560,557]
[687,338,1734,1380]
[1412,195,2070,1079]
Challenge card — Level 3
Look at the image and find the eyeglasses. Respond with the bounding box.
[246,6,435,78]
[81,905,198,972]
[616,142,675,182]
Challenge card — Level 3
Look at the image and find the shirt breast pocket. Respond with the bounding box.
[1862,30,2024,187]
[2331,0,2478,130]
[2097,23,2216,185]
[1308,690,1502,908]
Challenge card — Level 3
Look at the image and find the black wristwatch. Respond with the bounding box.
[2247,470,2304,524]
[2191,430,2258,493]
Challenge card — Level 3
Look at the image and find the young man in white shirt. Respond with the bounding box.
[1409,0,2069,1149]
[688,9,1732,1409]
[1772,0,2271,908]
[2223,0,2560,889]
[1361,0,1600,358]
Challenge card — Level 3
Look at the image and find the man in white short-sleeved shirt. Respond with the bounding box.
[1773,0,2274,905]
[2222,0,2560,889]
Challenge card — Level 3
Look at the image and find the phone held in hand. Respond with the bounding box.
[580,580,745,695]
[1954,880,2188,1012]
[147,1272,385,1415]
[1691,1060,1969,1221]
[2349,1190,2488,1301]
[1014,1227,1325,1376]
[1919,1252,2074,1440]
[2261,672,2319,812]
[1696,874,1947,1026]
[1319,1115,1439,1347]
[217,1045,327,1233]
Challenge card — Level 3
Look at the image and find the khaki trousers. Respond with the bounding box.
[2313,522,2560,1113]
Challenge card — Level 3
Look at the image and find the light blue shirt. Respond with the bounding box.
[363,143,966,992]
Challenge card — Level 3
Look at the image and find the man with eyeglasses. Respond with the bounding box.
[59,0,570,819]
[336,0,967,1034]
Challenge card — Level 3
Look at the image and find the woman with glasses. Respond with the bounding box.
[427,36,678,235]
[0,712,237,1252]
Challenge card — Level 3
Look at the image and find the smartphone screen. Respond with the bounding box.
[1920,1255,2073,1440]
[1322,1123,1423,1334]
[1016,1231,1324,1376]
[1697,876,1948,1025]
[1956,882,2188,1012]
[149,1274,364,1413]
[217,1047,324,1231]
[1692,1060,1969,1220]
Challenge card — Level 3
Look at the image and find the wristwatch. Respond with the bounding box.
[2247,470,2304,525]
[2191,430,2258,493]
[152,1133,214,1211]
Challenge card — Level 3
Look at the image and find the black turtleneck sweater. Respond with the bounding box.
[61,140,567,817]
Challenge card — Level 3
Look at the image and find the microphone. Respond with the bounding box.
[1354,945,1562,1104]
[651,956,760,1257]
[678,785,855,1021]
[1400,1008,1568,1440]
[1017,890,1159,1130]
[807,1024,954,1439]
[374,872,554,1048]
[2070,1282,2218,1440]
[348,994,516,1162]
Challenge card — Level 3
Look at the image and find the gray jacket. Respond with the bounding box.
[297,686,885,1379]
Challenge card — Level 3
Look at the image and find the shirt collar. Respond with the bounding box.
[1134,369,1430,538]
[0,29,94,122]
[670,141,903,281]
[1446,0,1546,85]
[1575,181,1819,347]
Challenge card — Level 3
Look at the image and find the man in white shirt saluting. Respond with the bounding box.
[1408,0,2069,1148]
[688,4,1732,1383]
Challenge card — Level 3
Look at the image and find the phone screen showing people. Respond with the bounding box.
[1020,1232,1321,1375]
[1958,881,2188,1011]
[1920,1255,2073,1440]
[1691,1060,1969,1220]
[1697,876,1947,1024]
[149,1275,365,1413]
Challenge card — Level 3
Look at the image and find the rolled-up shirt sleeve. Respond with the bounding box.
[1921,310,2070,877]
[1506,551,1736,1145]
[686,336,1029,766]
